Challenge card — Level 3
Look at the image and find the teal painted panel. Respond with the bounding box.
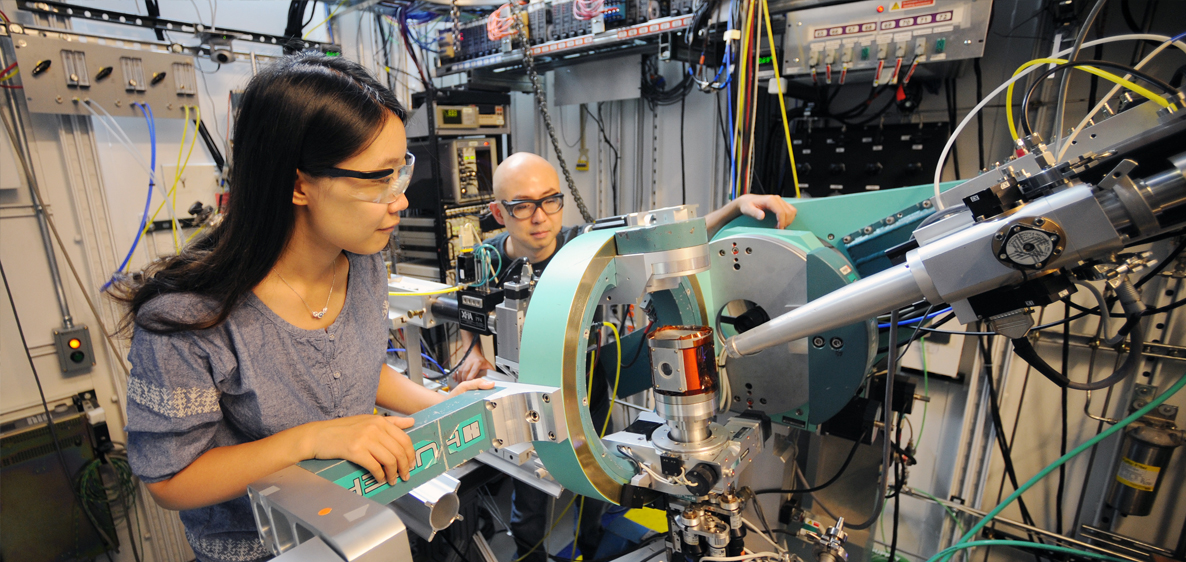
[298,390,497,505]
[721,182,961,242]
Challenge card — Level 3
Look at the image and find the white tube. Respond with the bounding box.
[932,34,1180,208]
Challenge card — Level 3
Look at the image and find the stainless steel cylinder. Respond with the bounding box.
[655,392,716,442]
[1105,425,1182,516]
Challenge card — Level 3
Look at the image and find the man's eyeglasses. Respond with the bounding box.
[301,152,416,204]
[501,194,565,220]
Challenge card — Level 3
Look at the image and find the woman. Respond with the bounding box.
[114,54,491,562]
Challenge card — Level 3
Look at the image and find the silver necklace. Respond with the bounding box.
[276,256,338,319]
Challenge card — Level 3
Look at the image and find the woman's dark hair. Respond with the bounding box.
[110,54,406,333]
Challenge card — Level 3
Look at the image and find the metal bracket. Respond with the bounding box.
[1099,159,1159,238]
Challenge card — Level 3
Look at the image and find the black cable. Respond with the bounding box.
[1021,60,1182,136]
[620,321,656,369]
[427,333,480,381]
[752,429,867,496]
[888,415,903,562]
[978,335,1046,559]
[1057,302,1069,536]
[1009,316,1145,391]
[1,260,118,549]
[973,59,985,171]
[947,77,960,179]
[680,95,687,205]
[877,310,956,354]
[583,104,620,215]
[441,531,473,562]
[196,118,226,173]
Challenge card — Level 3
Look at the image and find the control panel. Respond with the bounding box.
[8,27,199,118]
[782,0,991,85]
[436,0,698,75]
[788,121,947,197]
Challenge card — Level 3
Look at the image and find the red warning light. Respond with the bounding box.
[483,142,489,146]
[877,5,885,12]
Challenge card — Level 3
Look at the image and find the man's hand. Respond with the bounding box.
[735,194,797,229]
[448,378,496,398]
[453,348,495,383]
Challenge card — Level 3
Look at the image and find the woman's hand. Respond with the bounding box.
[448,378,495,398]
[302,415,416,486]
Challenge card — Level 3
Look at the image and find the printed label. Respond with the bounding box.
[1115,457,1159,492]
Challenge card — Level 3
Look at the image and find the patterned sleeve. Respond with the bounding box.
[125,303,225,484]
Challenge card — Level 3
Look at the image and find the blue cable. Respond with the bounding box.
[1171,31,1186,42]
[420,340,449,373]
[878,308,951,329]
[102,103,156,291]
[387,347,447,373]
[724,0,737,200]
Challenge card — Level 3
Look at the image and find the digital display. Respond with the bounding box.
[441,108,464,125]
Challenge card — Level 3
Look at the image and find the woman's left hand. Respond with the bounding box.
[448,378,495,398]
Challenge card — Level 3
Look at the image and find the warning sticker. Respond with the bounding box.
[893,0,935,9]
[1115,457,1160,492]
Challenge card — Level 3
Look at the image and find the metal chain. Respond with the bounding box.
[450,0,462,53]
[509,3,596,223]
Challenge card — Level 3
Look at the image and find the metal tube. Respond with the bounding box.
[725,263,922,358]
[1,40,74,329]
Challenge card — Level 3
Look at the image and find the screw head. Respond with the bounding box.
[548,431,556,441]
[542,394,550,403]
[812,336,826,348]
[486,401,497,410]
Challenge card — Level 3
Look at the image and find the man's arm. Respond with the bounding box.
[705,194,798,236]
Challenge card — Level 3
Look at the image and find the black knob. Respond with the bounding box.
[685,463,720,496]
[906,162,924,173]
[796,162,812,175]
[829,163,846,175]
[865,162,883,175]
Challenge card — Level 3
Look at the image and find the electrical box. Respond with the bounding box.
[53,325,95,375]
[1,406,118,561]
[781,0,992,82]
[408,137,499,205]
[8,26,199,118]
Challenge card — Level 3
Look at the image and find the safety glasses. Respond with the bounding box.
[501,193,564,220]
[301,152,415,204]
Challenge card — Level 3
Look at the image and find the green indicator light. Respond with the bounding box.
[860,46,870,60]
[935,38,946,53]
[758,55,772,65]
[70,351,85,363]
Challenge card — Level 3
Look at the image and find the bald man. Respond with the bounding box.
[454,151,797,381]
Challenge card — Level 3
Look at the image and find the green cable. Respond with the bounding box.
[910,487,964,535]
[932,373,1186,562]
[917,337,928,442]
[932,540,1126,562]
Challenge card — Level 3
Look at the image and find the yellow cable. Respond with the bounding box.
[599,321,621,438]
[512,496,577,562]
[303,0,348,39]
[388,286,462,296]
[0,67,17,82]
[733,0,755,195]
[184,225,204,244]
[169,106,191,250]
[1006,58,1174,141]
[573,496,585,560]
[140,105,201,251]
[761,0,799,198]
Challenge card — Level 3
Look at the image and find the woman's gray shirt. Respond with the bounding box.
[125,252,390,562]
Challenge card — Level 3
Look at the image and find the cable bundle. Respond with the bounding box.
[487,3,518,41]
[573,0,604,21]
